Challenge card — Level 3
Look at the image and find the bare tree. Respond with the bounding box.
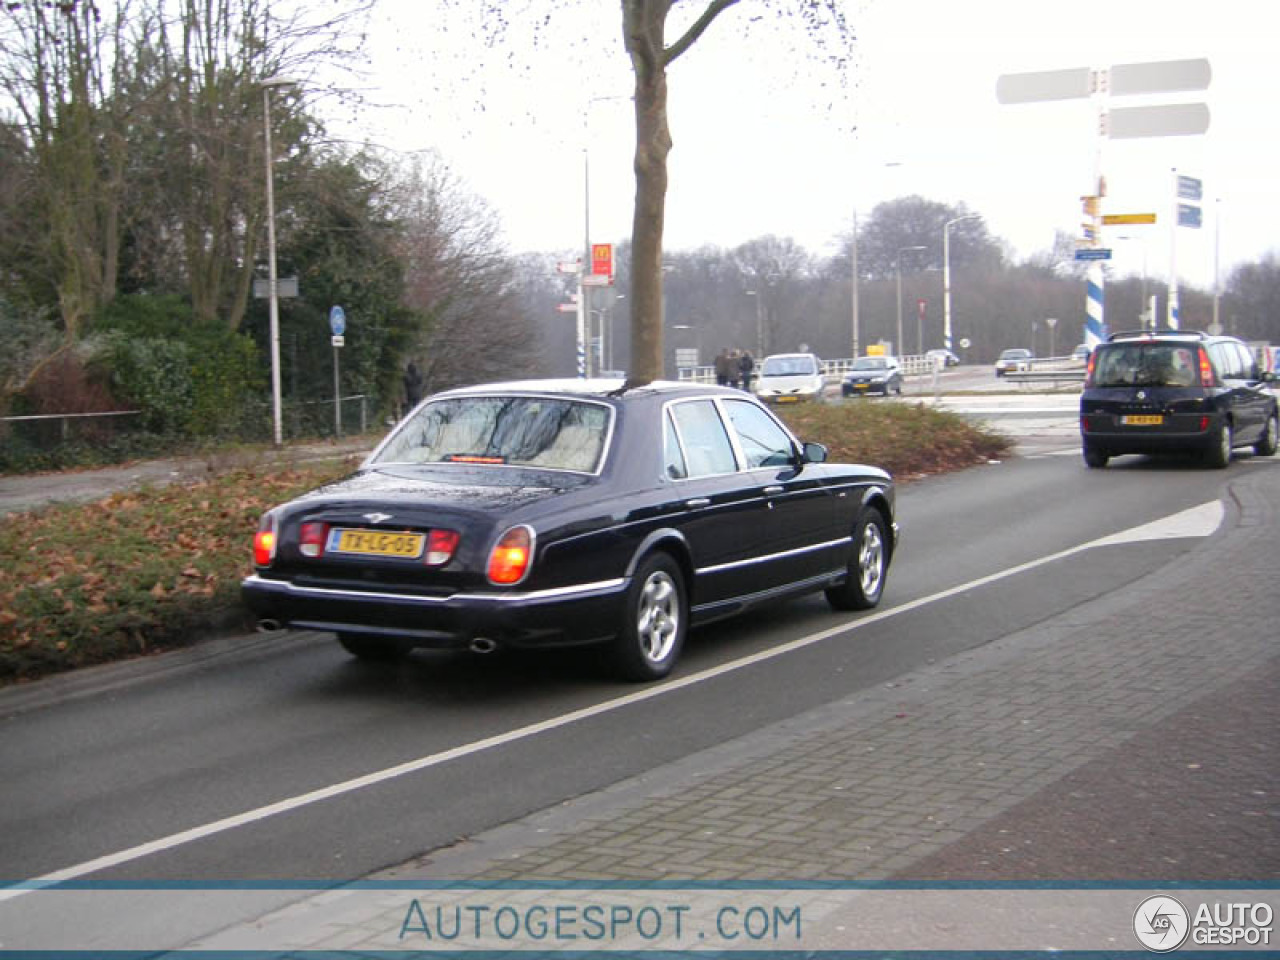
[389,154,545,394]
[466,1,849,384]
[0,0,133,353]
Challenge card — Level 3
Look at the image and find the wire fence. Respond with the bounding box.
[1,395,378,473]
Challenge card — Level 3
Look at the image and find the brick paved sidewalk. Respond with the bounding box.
[194,468,1279,950]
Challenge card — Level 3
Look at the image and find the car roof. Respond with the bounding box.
[1104,328,1242,345]
[762,352,819,361]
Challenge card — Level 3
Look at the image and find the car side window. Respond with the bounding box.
[670,400,738,478]
[663,412,688,480]
[722,399,795,469]
[1209,343,1241,380]
[1233,343,1259,380]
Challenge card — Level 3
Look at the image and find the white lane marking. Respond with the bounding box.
[0,500,1224,900]
[1091,500,1223,546]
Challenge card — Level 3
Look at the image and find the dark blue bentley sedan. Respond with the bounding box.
[242,380,897,681]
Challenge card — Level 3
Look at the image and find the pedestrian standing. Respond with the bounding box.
[738,351,755,392]
[403,361,424,411]
[714,348,732,387]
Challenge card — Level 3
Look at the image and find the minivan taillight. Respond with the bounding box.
[1084,351,1097,387]
[1197,347,1216,388]
[253,512,279,567]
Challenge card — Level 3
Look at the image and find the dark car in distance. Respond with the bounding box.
[842,356,903,396]
[1079,330,1278,469]
[243,380,898,681]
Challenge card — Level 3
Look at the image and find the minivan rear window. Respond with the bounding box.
[1092,343,1200,388]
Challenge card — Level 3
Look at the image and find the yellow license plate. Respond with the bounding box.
[1121,415,1164,426]
[775,395,799,403]
[854,383,870,390]
[329,528,425,558]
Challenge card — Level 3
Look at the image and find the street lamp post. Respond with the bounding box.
[262,76,297,448]
[895,245,926,358]
[943,215,981,358]
[850,208,860,359]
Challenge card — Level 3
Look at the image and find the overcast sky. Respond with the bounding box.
[335,0,1279,290]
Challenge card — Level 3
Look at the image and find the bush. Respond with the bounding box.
[93,295,264,438]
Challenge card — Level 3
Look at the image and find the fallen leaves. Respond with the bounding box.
[0,461,352,682]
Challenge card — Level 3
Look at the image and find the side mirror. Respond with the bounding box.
[801,441,828,464]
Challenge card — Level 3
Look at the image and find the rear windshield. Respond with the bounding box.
[372,396,611,473]
[1092,343,1201,388]
[762,356,818,376]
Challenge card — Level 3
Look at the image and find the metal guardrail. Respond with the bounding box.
[678,355,940,386]
[1001,355,1087,386]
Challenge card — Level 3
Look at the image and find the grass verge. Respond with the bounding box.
[1,403,1008,685]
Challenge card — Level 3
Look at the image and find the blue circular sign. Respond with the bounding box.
[329,305,346,336]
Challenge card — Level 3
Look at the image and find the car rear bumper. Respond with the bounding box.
[242,574,628,649]
[1080,411,1222,455]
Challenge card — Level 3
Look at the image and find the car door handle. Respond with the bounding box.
[685,497,711,509]
[763,485,784,495]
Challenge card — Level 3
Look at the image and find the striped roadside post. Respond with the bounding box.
[1085,263,1106,349]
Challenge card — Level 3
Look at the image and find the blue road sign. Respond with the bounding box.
[1074,248,1113,261]
[329,305,346,336]
[1177,175,1203,201]
[1177,204,1203,228]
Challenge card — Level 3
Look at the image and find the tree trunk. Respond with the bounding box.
[622,0,737,385]
[628,64,670,384]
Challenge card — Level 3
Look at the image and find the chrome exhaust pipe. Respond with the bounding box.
[469,637,498,654]
[256,618,284,633]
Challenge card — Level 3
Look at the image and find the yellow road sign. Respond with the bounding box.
[1102,213,1158,225]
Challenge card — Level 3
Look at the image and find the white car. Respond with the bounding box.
[755,353,826,404]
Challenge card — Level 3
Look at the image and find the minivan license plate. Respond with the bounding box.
[1121,414,1163,426]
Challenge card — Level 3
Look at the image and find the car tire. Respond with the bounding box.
[610,552,686,682]
[825,508,889,611]
[1205,420,1233,469]
[337,634,411,662]
[1082,442,1109,469]
[1254,412,1278,457]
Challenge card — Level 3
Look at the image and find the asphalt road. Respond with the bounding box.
[2,436,1262,888]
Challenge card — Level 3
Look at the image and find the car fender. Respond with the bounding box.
[858,486,898,554]
[625,527,694,584]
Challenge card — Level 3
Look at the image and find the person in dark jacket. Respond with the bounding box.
[403,361,424,409]
[738,351,755,391]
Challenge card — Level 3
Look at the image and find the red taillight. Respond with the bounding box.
[253,513,278,567]
[1084,351,1097,387]
[425,529,460,566]
[1199,415,1211,432]
[487,526,533,585]
[1197,347,1215,388]
[299,521,327,558]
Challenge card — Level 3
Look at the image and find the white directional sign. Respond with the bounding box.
[1105,103,1210,139]
[1109,58,1211,97]
[996,67,1091,104]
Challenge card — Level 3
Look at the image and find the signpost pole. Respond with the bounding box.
[1169,168,1180,329]
[333,344,341,437]
[329,306,346,436]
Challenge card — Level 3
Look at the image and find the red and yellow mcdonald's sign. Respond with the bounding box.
[591,243,613,278]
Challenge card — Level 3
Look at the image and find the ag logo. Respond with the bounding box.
[1134,895,1190,952]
